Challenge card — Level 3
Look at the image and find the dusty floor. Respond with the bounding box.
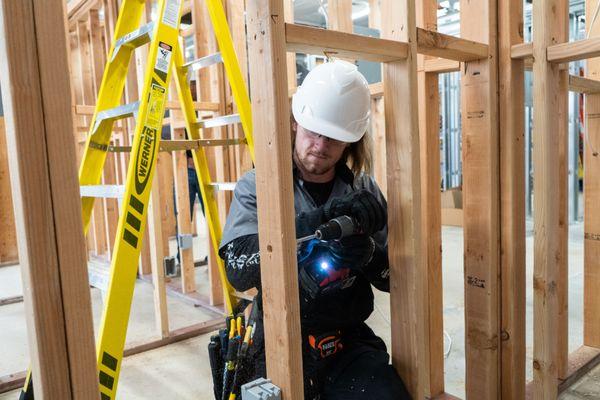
[0,222,599,399]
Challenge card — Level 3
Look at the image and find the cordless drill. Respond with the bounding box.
[297,215,361,245]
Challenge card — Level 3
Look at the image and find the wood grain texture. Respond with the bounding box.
[584,0,600,349]
[417,28,488,62]
[285,23,409,62]
[0,118,18,264]
[460,0,501,398]
[381,0,427,398]
[0,0,99,397]
[498,0,526,398]
[548,35,600,63]
[246,1,304,397]
[416,0,444,397]
[532,0,567,398]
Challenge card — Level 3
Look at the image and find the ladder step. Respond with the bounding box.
[208,182,237,191]
[92,101,140,135]
[193,114,241,130]
[80,185,125,199]
[111,22,155,62]
[182,53,223,71]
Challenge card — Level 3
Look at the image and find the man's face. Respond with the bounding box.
[293,123,349,177]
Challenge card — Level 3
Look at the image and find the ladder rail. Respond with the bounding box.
[172,42,237,315]
[206,0,255,162]
[93,1,184,398]
[78,1,147,234]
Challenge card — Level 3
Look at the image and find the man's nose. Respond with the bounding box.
[313,135,329,150]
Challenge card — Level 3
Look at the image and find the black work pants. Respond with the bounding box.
[249,322,411,400]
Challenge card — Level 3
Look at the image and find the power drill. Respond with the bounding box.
[297,215,361,245]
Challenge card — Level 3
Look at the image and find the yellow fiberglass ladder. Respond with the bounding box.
[21,0,254,398]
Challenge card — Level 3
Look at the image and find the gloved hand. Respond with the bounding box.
[324,190,387,235]
[328,234,375,272]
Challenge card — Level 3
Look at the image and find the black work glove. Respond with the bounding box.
[328,234,375,272]
[324,190,387,235]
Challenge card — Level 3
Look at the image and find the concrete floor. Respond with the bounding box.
[0,222,599,399]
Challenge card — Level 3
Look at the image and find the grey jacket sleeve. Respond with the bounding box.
[220,170,259,251]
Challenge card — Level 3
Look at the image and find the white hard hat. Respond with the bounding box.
[292,60,371,143]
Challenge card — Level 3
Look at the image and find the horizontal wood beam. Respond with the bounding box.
[511,42,533,59]
[67,0,100,25]
[548,36,600,63]
[416,27,488,61]
[285,23,409,62]
[423,58,460,73]
[568,75,600,94]
[0,371,26,394]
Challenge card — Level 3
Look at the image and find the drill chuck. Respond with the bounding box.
[315,215,359,241]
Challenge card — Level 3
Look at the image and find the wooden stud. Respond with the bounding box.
[0,118,18,265]
[147,168,169,338]
[584,0,600,350]
[460,0,501,398]
[328,0,353,33]
[568,75,600,94]
[532,0,568,397]
[498,0,526,398]
[90,9,119,260]
[284,0,297,92]
[381,0,427,397]
[548,36,600,64]
[0,0,99,397]
[172,124,196,294]
[416,0,444,396]
[193,0,225,306]
[285,23,409,62]
[246,0,304,397]
[417,28,489,62]
[78,18,109,258]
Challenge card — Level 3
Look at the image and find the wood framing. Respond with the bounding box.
[498,0,526,398]
[381,0,427,398]
[246,1,304,398]
[531,0,568,397]
[416,0,444,397]
[285,23,409,62]
[460,0,501,398]
[0,0,99,398]
[584,0,600,350]
[416,28,489,62]
[548,36,600,64]
[0,118,18,265]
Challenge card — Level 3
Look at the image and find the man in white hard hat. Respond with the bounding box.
[219,60,410,399]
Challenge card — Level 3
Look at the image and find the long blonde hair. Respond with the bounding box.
[290,113,373,177]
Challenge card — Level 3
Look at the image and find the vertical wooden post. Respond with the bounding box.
[246,0,304,397]
[284,0,297,91]
[0,118,18,265]
[381,1,427,398]
[416,0,444,396]
[193,0,225,306]
[78,17,109,258]
[0,0,99,398]
[498,0,526,398]
[584,0,600,350]
[460,0,501,398]
[148,169,170,338]
[328,0,353,33]
[532,0,567,397]
[368,1,387,196]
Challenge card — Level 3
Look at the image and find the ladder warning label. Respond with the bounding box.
[155,42,172,74]
[162,0,181,29]
[146,83,166,128]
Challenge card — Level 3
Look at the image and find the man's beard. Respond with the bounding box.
[294,149,336,177]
